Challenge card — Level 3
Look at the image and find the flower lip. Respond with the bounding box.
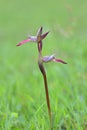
[43,54,67,64]
[53,58,67,64]
[16,39,32,46]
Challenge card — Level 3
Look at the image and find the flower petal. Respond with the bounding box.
[37,26,43,36]
[43,54,55,62]
[16,39,31,46]
[28,36,37,42]
[53,58,67,64]
[41,31,49,40]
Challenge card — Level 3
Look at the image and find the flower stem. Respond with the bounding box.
[38,62,52,129]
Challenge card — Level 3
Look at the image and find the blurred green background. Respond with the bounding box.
[0,0,87,129]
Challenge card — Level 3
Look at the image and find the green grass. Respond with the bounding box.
[0,0,87,129]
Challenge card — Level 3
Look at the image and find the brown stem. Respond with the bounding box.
[38,62,52,129]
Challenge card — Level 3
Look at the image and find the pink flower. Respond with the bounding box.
[16,27,49,52]
[43,54,67,64]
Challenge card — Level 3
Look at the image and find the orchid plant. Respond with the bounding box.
[16,27,67,129]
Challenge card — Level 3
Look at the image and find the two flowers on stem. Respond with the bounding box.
[16,27,67,64]
[16,27,67,129]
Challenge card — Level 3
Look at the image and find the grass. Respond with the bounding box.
[0,0,87,129]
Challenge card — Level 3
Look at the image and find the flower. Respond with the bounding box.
[16,27,49,52]
[43,54,67,64]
